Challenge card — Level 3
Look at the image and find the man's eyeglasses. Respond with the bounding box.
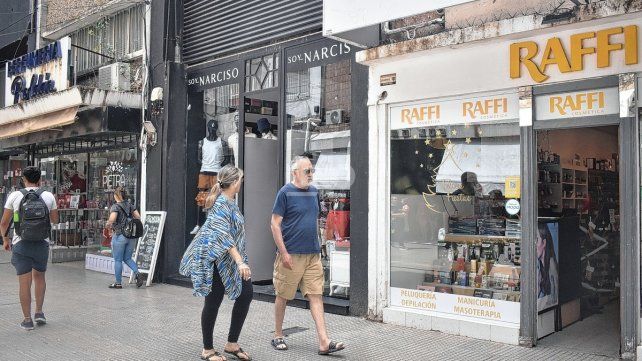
[303,168,315,175]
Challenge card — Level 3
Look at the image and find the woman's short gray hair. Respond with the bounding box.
[290,156,309,171]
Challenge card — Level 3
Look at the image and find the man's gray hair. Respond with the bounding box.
[290,155,309,171]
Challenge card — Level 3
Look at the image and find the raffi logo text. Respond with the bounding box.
[510,25,638,83]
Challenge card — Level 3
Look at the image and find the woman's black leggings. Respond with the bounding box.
[202,267,253,349]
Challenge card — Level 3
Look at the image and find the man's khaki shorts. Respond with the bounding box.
[273,253,324,300]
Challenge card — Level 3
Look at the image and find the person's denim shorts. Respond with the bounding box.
[11,240,49,275]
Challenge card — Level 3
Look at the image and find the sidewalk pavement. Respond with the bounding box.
[0,252,617,361]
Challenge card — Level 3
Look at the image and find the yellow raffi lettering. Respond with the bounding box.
[401,109,412,124]
[597,27,624,68]
[540,37,572,74]
[510,41,548,83]
[549,91,605,115]
[511,25,639,82]
[401,105,440,124]
[624,25,639,65]
[569,31,595,71]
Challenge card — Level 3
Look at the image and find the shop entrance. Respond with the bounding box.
[535,125,620,357]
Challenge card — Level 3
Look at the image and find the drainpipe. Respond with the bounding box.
[34,0,42,48]
[139,1,151,216]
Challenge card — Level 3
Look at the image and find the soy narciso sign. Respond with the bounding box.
[4,37,71,107]
[130,211,166,287]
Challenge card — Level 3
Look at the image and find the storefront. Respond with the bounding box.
[360,14,642,356]
[1,101,141,267]
[0,38,143,269]
[169,34,369,315]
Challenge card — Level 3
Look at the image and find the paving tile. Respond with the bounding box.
[0,253,621,361]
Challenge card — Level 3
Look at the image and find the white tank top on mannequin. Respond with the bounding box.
[201,137,223,173]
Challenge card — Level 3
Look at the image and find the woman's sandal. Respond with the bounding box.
[318,340,345,355]
[271,337,288,351]
[108,283,122,289]
[224,348,252,361]
[200,351,225,361]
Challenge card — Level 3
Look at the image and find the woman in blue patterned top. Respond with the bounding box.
[180,165,253,361]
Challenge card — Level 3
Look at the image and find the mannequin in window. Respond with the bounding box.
[196,119,226,206]
[257,117,277,140]
[227,122,257,167]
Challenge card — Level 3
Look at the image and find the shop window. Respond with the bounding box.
[0,158,29,205]
[390,120,522,311]
[245,54,279,92]
[203,83,240,166]
[36,149,139,256]
[285,58,352,299]
[286,70,311,101]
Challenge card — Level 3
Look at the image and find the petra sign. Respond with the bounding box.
[535,87,619,120]
[390,93,518,130]
[510,25,638,83]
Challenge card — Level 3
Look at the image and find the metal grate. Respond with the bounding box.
[182,0,323,65]
[32,133,138,157]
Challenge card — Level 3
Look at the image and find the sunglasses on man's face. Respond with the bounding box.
[303,168,315,175]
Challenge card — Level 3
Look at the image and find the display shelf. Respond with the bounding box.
[444,234,520,243]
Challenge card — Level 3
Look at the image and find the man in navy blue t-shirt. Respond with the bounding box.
[270,156,345,356]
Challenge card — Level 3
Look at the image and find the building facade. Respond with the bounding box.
[0,0,145,270]
[147,0,370,316]
[323,0,642,358]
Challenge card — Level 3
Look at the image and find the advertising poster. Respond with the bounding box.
[537,221,559,312]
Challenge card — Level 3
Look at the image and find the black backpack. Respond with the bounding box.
[117,203,144,238]
[17,189,51,242]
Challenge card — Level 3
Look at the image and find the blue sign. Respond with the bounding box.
[6,40,63,77]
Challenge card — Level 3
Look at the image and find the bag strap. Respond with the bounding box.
[35,188,45,197]
[116,203,132,217]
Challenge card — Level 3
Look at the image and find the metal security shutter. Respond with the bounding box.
[183,0,322,65]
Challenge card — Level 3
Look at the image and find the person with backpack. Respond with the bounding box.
[106,186,144,289]
[0,166,59,331]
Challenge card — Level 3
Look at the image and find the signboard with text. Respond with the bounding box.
[130,211,166,287]
[390,93,519,130]
[4,37,71,107]
[390,287,520,324]
[535,87,619,121]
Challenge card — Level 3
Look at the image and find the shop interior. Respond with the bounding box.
[1,146,139,263]
[390,122,522,304]
[535,126,620,357]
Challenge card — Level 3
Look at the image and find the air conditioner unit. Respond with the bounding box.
[325,109,344,125]
[98,62,131,91]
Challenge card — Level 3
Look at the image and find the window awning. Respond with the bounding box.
[309,130,350,151]
[0,86,142,141]
[313,152,350,190]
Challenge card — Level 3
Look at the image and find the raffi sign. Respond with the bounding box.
[510,25,638,83]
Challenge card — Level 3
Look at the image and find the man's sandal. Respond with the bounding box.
[318,340,345,355]
[224,348,252,360]
[271,337,288,351]
[201,351,225,361]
